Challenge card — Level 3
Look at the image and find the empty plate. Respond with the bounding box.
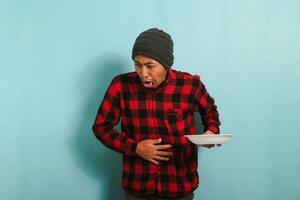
[185,134,233,145]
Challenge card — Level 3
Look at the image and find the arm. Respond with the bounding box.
[193,75,221,134]
[92,77,138,156]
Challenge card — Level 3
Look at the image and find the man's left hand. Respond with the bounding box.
[201,130,222,148]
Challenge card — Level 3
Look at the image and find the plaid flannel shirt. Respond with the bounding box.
[92,68,221,198]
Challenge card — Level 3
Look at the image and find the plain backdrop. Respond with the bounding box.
[1,0,299,199]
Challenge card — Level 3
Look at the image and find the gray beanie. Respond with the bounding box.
[132,28,174,69]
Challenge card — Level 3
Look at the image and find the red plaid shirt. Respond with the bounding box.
[92,68,221,198]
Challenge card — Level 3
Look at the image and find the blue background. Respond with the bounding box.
[1,0,299,199]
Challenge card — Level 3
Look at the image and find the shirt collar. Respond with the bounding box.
[165,68,175,85]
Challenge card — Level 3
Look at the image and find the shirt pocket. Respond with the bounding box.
[163,108,194,161]
[164,108,191,134]
[163,108,191,145]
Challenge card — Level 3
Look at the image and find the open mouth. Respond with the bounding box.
[142,81,155,88]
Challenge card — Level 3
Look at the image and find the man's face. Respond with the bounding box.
[134,55,167,88]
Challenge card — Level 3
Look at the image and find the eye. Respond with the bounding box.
[134,62,141,67]
[147,65,155,68]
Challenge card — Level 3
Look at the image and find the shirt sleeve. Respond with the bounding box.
[193,75,221,134]
[92,77,138,156]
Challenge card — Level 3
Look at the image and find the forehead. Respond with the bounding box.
[134,55,158,63]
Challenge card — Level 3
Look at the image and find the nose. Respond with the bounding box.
[140,66,149,78]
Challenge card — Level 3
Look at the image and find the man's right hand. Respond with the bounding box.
[136,138,173,165]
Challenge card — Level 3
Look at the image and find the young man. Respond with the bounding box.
[92,28,221,200]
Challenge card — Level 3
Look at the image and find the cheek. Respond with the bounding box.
[136,70,143,77]
[155,71,166,82]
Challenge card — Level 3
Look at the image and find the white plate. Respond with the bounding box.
[184,134,233,145]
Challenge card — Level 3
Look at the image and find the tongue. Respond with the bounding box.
[144,81,154,88]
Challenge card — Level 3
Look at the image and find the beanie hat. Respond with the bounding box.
[132,28,174,69]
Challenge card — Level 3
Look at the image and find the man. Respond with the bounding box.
[92,28,221,200]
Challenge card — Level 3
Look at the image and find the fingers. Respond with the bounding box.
[203,130,215,135]
[202,144,215,148]
[201,144,222,148]
[149,158,159,165]
[151,138,162,144]
[147,152,172,165]
[156,151,173,156]
[149,138,172,150]
[145,139,172,149]
[153,155,170,161]
[155,144,172,150]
